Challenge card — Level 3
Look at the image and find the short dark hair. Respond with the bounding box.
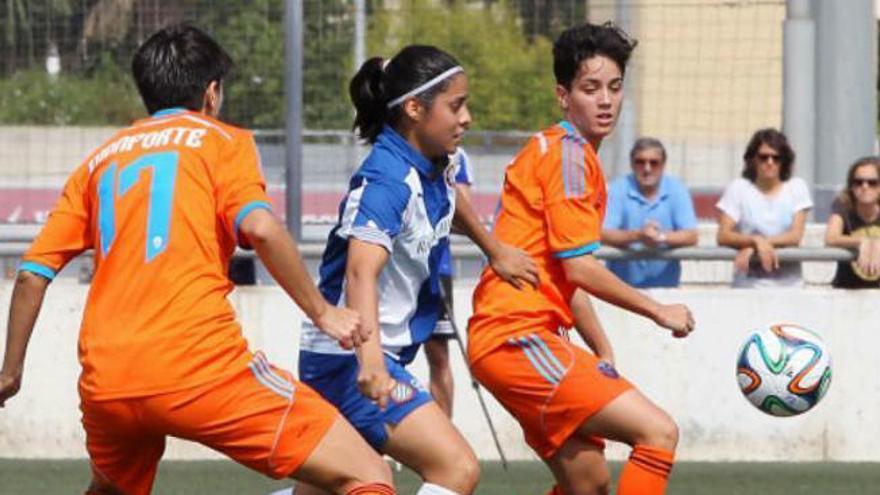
[350,45,460,144]
[630,137,667,163]
[553,21,637,89]
[741,128,795,182]
[132,24,233,115]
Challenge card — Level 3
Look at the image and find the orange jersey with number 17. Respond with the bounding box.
[21,108,272,401]
[468,121,607,364]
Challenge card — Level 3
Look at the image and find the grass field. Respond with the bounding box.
[2,459,879,494]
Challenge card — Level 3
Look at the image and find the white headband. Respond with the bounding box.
[386,66,464,109]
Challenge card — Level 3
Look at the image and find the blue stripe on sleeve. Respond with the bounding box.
[553,241,601,259]
[18,261,57,281]
[234,201,273,239]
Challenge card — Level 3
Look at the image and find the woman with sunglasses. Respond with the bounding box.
[824,156,880,288]
[716,128,813,287]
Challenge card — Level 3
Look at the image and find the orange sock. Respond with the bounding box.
[346,482,396,495]
[616,444,675,495]
[544,485,564,495]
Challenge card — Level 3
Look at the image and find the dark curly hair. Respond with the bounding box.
[741,128,795,183]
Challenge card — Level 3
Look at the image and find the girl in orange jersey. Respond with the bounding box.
[0,24,395,495]
[468,23,696,495]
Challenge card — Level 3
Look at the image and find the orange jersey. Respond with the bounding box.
[21,108,272,400]
[468,122,607,364]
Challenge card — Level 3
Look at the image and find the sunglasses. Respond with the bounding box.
[756,152,781,163]
[633,158,663,168]
[851,178,880,188]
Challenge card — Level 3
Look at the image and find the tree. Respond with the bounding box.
[369,0,559,130]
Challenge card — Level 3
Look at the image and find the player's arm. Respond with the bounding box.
[560,254,693,338]
[345,238,396,409]
[0,271,50,407]
[239,209,365,349]
[570,289,614,364]
[452,188,539,289]
[424,338,454,417]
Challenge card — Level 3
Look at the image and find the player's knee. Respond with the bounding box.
[641,414,679,451]
[361,454,394,484]
[567,463,611,495]
[432,446,479,493]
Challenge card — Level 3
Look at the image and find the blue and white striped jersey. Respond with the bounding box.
[300,125,456,365]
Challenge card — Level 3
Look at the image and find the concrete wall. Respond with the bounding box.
[1,280,877,462]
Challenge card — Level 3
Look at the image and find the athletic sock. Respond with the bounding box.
[346,482,396,495]
[415,482,462,495]
[543,485,564,495]
[616,444,675,495]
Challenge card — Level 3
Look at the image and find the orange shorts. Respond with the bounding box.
[80,351,338,495]
[471,330,632,459]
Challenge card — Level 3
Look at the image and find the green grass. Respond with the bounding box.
[2,459,879,494]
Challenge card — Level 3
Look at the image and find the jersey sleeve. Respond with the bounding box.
[453,148,473,185]
[215,132,273,248]
[537,137,604,258]
[336,176,410,252]
[21,164,94,280]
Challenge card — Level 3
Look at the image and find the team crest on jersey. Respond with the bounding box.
[390,381,416,404]
[597,361,619,379]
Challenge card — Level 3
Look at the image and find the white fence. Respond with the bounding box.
[1,281,878,462]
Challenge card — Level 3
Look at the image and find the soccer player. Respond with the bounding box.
[0,24,395,495]
[468,23,695,495]
[296,45,537,495]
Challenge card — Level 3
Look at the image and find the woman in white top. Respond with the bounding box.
[716,128,813,287]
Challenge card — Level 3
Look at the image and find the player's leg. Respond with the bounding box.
[543,436,611,495]
[424,337,453,416]
[80,398,166,495]
[574,389,678,495]
[165,352,393,495]
[471,330,633,495]
[382,401,479,495]
[293,415,394,494]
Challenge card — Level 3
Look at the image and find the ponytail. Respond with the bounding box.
[350,46,462,144]
[349,57,388,143]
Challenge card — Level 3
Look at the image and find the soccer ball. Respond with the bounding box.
[736,324,832,417]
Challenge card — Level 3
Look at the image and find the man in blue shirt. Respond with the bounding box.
[602,137,698,287]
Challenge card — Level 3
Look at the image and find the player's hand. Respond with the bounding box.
[752,236,779,273]
[313,304,366,350]
[357,361,396,410]
[734,247,754,274]
[0,371,22,408]
[489,242,539,290]
[653,303,695,338]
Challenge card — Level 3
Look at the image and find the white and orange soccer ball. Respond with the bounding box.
[736,324,832,417]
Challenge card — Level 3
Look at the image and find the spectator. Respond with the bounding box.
[602,137,698,287]
[824,156,880,288]
[716,128,812,288]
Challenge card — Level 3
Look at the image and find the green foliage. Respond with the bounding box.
[0,58,142,126]
[0,0,561,130]
[368,0,560,130]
